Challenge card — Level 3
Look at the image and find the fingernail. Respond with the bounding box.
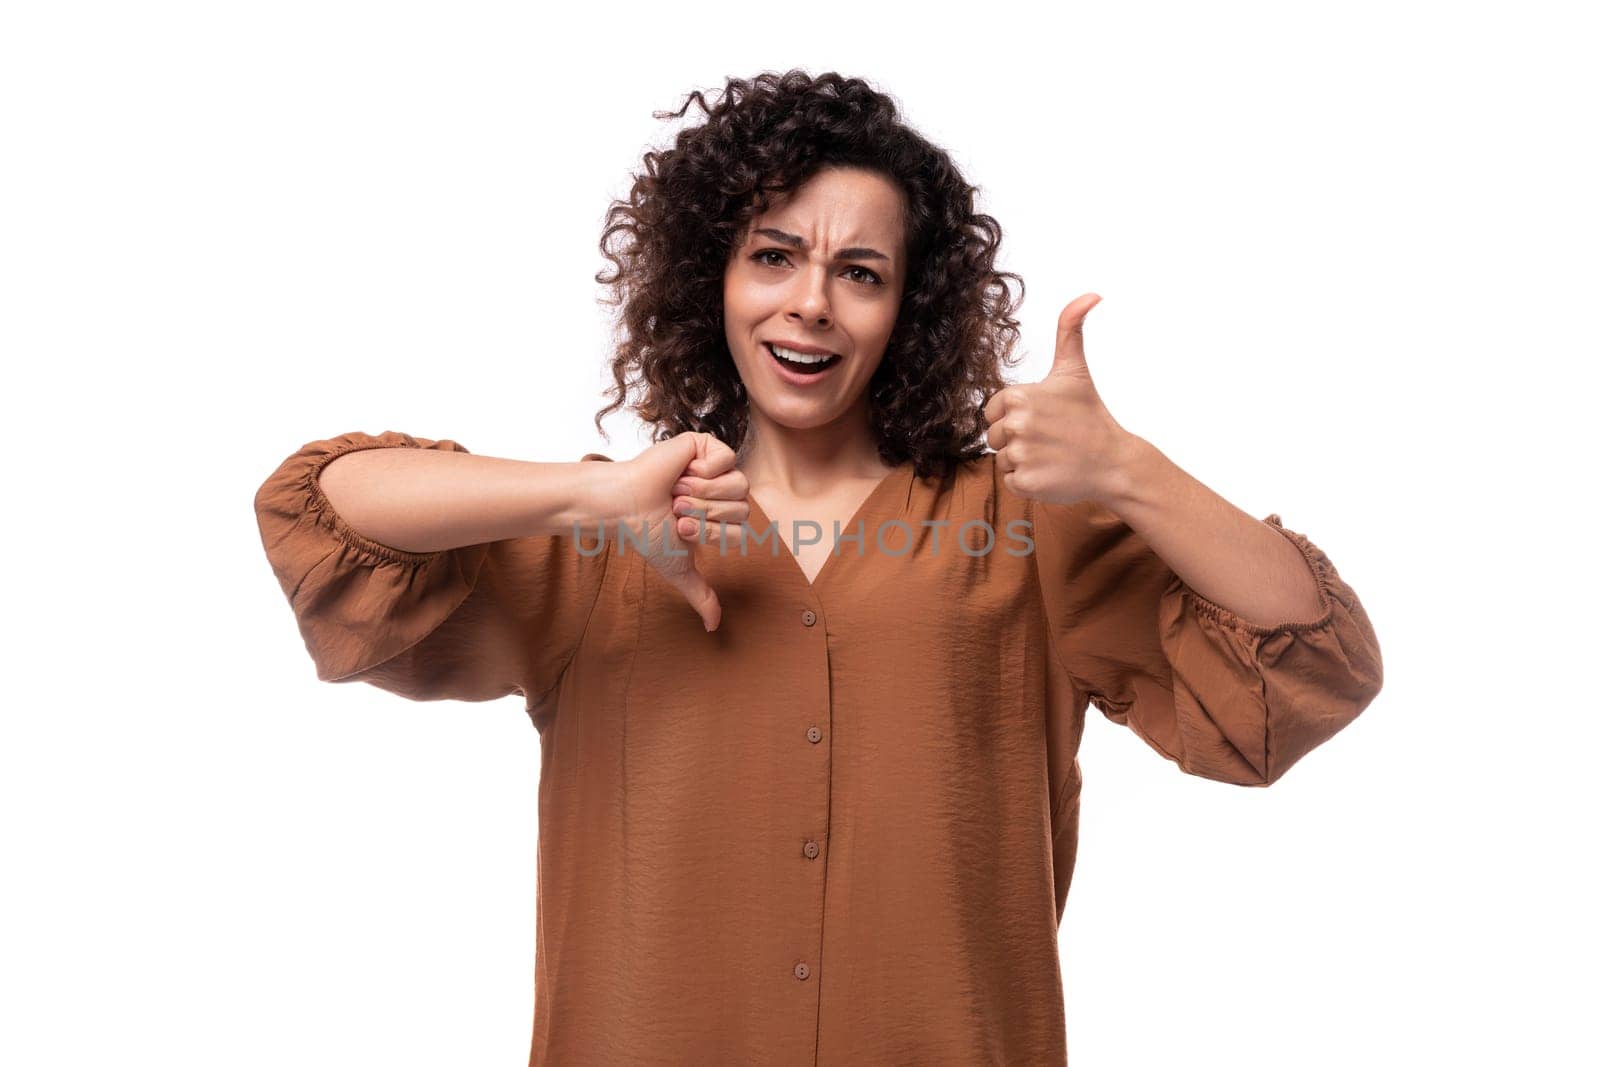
[673,481,690,495]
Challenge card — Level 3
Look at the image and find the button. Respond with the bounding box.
[806,726,822,743]
[803,840,819,859]
[801,609,817,627]
[793,962,811,980]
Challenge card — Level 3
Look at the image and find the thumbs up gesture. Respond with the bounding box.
[982,293,1142,507]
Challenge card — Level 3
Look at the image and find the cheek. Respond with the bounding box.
[853,304,899,354]
[724,284,761,338]
[724,282,768,336]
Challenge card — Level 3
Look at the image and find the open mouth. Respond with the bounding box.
[764,342,842,376]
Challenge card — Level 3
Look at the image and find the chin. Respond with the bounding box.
[750,395,851,431]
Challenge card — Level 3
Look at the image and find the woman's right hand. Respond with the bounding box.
[610,432,750,633]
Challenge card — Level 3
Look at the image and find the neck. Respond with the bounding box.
[738,405,890,497]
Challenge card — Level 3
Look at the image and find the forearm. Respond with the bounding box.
[317,446,629,554]
[1097,434,1325,630]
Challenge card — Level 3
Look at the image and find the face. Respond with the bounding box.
[722,166,908,435]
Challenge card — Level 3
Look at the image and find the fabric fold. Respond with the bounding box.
[253,430,611,706]
[1034,500,1384,786]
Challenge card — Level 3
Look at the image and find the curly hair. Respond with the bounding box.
[593,69,1026,481]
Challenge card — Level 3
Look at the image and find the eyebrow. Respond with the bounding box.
[753,227,892,263]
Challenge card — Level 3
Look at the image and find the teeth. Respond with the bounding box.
[768,343,838,365]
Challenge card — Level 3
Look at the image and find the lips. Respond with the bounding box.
[764,341,842,379]
[764,342,840,364]
[764,339,839,357]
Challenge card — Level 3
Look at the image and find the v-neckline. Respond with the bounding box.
[743,461,911,592]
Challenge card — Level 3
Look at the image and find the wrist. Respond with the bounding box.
[572,459,640,535]
[1094,431,1164,514]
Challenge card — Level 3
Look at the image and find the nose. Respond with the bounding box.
[784,263,831,328]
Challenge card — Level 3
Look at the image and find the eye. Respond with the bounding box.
[752,249,884,287]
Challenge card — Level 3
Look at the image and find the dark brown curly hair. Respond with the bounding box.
[593,69,1026,482]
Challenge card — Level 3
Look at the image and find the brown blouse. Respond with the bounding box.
[253,429,1383,1065]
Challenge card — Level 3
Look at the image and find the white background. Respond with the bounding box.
[5,2,1595,1064]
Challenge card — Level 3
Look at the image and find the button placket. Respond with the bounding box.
[795,597,826,1002]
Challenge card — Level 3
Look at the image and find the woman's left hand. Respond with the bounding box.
[983,293,1143,507]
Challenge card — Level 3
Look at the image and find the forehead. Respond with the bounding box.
[745,168,906,255]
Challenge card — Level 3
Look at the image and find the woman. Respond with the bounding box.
[254,70,1383,1066]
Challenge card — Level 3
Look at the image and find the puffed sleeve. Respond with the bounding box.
[253,430,612,706]
[1033,498,1383,787]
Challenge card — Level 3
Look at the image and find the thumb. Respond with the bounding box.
[1047,293,1102,379]
[663,562,723,633]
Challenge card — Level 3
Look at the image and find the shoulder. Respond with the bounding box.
[961,451,1128,557]
[907,450,1034,533]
